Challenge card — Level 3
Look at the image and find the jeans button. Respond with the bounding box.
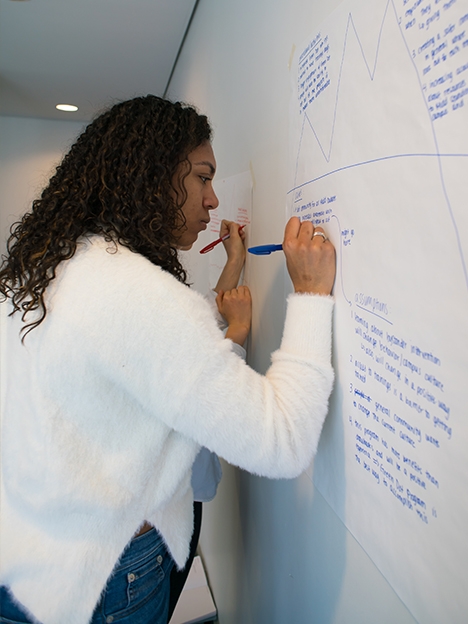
[106,617,114,623]
[128,572,136,582]
[157,555,163,564]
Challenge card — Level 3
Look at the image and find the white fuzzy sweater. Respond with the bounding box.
[0,236,334,624]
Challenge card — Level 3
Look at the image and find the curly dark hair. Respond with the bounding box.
[0,95,212,338]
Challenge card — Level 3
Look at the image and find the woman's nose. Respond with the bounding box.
[205,187,219,210]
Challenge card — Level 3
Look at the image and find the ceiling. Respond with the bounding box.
[0,0,198,122]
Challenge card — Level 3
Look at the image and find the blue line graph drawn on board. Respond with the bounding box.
[290,152,468,190]
[288,0,468,288]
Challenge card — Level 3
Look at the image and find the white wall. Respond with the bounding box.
[0,116,85,256]
[168,1,418,622]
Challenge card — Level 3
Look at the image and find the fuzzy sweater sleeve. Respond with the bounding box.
[39,238,334,479]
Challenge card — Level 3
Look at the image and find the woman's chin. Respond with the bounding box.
[178,244,193,251]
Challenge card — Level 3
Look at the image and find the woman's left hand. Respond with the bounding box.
[216,285,252,346]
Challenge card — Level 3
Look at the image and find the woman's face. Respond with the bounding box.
[173,142,219,250]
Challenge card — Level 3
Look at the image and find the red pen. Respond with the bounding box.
[199,224,246,254]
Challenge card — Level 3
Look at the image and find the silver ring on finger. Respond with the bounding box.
[313,231,328,242]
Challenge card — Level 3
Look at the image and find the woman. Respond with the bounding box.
[0,95,336,624]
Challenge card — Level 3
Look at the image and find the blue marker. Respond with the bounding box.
[248,244,283,255]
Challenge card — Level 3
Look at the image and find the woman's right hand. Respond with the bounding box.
[220,219,246,264]
[214,220,247,294]
[216,285,252,346]
[283,217,336,295]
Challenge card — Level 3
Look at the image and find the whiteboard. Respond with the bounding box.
[287,0,468,622]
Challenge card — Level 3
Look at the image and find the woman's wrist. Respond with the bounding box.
[225,252,245,270]
[225,322,250,346]
[214,256,245,293]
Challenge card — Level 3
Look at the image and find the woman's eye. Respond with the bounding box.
[200,176,211,184]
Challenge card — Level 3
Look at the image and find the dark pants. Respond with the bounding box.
[167,501,203,620]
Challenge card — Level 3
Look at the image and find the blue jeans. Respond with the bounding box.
[0,528,174,624]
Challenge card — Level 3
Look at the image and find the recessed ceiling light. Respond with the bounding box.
[56,104,79,112]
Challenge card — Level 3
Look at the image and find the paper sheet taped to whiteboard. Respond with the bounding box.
[208,171,252,289]
[288,1,468,622]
